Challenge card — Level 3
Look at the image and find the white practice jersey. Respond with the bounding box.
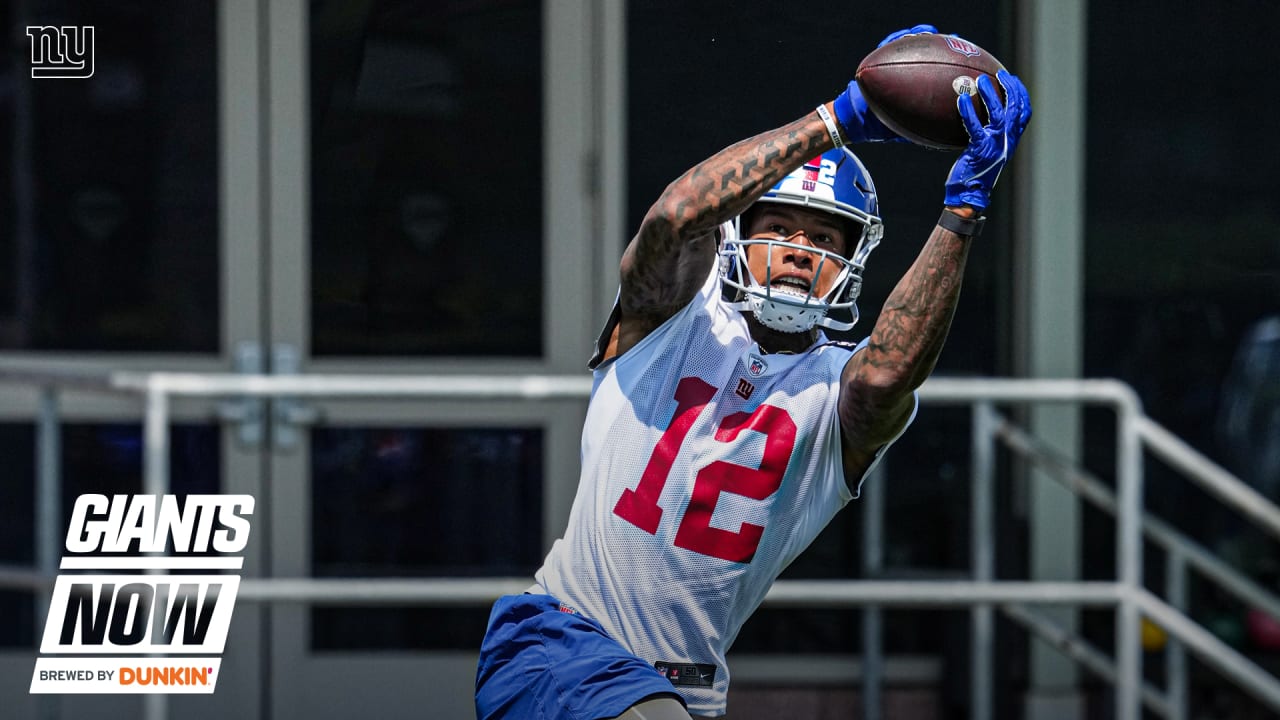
[534,264,915,717]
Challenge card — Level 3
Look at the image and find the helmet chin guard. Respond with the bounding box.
[717,147,883,333]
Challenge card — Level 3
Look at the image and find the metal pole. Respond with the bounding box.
[144,385,171,498]
[36,387,61,720]
[862,604,883,720]
[232,578,1125,606]
[35,388,60,624]
[143,385,169,720]
[1166,550,1187,720]
[971,402,996,720]
[1115,397,1144,720]
[861,463,885,720]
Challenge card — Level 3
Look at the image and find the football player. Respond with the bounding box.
[476,24,1031,719]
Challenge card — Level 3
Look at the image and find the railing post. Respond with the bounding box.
[35,387,60,622]
[143,383,170,497]
[971,401,997,720]
[143,383,169,720]
[862,463,885,720]
[36,387,61,720]
[1166,549,1188,720]
[1115,394,1144,720]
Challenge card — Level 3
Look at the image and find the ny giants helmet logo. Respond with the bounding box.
[800,158,820,192]
[796,157,837,195]
[945,36,981,58]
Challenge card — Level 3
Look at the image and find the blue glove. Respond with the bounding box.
[832,24,939,143]
[944,70,1032,210]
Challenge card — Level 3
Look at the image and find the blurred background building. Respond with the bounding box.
[0,0,1277,718]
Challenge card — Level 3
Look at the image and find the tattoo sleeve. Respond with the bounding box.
[620,111,833,319]
[840,224,973,445]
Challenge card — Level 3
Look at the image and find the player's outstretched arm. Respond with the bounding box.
[611,113,833,357]
[608,24,948,361]
[837,220,973,474]
[612,63,923,358]
[837,70,1032,477]
[617,116,830,333]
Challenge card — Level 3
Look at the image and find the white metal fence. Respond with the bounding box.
[2,367,1279,720]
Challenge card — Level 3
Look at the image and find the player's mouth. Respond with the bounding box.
[768,275,815,297]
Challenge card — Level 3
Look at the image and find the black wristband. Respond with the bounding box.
[938,209,986,237]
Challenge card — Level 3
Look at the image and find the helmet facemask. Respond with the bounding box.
[720,218,882,333]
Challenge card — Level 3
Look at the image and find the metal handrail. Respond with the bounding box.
[1135,589,1280,711]
[2,367,1277,719]
[0,564,46,591]
[1000,603,1174,718]
[996,417,1280,623]
[1136,415,1280,540]
[202,577,1129,607]
[992,413,1280,719]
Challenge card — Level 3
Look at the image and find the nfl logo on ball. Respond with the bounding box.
[945,36,981,58]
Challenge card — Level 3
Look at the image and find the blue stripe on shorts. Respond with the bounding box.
[475,593,683,719]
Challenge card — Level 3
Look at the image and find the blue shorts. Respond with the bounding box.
[475,593,684,720]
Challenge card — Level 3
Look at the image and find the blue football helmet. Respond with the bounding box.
[720,147,884,332]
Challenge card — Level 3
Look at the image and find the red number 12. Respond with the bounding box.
[612,376,796,563]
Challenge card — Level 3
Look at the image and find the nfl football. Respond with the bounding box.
[855,33,1007,150]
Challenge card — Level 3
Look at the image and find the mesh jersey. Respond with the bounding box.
[533,263,914,717]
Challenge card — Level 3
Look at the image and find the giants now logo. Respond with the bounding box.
[30,494,253,695]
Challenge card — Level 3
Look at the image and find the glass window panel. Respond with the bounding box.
[310,426,542,650]
[1085,3,1280,467]
[626,2,1001,657]
[0,423,220,648]
[0,1,219,352]
[1084,11,1280,705]
[310,0,544,356]
[0,423,36,648]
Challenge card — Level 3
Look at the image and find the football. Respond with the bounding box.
[855,33,1007,150]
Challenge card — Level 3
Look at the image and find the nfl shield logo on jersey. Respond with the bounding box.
[747,355,767,377]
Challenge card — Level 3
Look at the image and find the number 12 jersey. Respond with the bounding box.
[533,264,914,717]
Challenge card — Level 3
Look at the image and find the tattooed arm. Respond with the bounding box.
[835,68,1031,480]
[606,106,836,360]
[837,207,976,479]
